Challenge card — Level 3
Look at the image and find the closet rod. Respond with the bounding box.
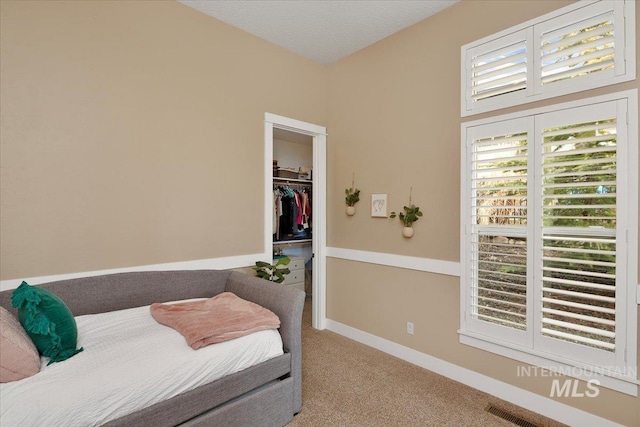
[273,181,311,187]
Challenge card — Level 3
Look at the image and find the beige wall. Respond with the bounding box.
[326,0,639,425]
[0,0,327,279]
[273,138,313,171]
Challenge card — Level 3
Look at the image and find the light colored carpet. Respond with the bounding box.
[288,298,567,427]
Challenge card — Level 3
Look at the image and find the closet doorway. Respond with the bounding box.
[264,113,326,330]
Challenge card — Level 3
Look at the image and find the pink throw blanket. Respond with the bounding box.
[150,292,281,349]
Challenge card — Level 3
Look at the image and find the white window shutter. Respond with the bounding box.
[464,118,532,346]
[461,0,635,116]
[465,29,531,113]
[535,1,622,94]
[535,99,624,368]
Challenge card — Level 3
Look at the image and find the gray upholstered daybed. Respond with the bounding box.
[0,270,305,427]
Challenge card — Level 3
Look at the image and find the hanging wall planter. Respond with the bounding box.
[402,227,414,238]
[390,187,423,238]
[345,173,360,216]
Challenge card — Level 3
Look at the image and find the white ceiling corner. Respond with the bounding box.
[177,0,459,65]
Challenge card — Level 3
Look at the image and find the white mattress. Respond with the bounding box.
[0,301,284,426]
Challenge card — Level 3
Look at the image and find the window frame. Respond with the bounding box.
[461,0,636,117]
[459,90,639,396]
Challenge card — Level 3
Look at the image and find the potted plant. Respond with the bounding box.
[253,256,291,283]
[344,173,360,216]
[390,204,423,238]
[345,187,360,215]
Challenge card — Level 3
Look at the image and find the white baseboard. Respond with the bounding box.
[325,319,624,427]
[326,247,460,277]
[0,253,262,292]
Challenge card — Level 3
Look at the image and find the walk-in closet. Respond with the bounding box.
[272,128,313,297]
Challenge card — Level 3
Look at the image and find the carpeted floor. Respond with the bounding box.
[288,297,567,427]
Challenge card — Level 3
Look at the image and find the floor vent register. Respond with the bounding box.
[485,404,540,427]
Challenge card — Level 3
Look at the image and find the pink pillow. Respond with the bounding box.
[0,306,40,382]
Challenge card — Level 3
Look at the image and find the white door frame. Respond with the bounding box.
[264,113,327,330]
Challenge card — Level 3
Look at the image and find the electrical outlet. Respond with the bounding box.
[406,322,414,335]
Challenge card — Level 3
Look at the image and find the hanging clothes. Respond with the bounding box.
[301,190,310,229]
[273,191,278,235]
[279,194,294,240]
[273,184,312,241]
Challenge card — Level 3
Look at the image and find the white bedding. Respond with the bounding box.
[0,301,284,426]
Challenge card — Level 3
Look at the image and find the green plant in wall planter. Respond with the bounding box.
[345,188,360,215]
[253,257,291,283]
[390,188,422,238]
[345,173,360,216]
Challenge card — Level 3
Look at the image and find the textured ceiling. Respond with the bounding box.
[178,0,459,65]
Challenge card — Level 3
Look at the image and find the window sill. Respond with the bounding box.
[459,330,639,396]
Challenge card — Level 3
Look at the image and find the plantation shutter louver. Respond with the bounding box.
[536,1,622,92]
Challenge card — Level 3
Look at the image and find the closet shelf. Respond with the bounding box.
[273,177,312,184]
[273,239,312,246]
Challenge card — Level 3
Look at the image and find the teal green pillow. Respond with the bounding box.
[11,281,83,365]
